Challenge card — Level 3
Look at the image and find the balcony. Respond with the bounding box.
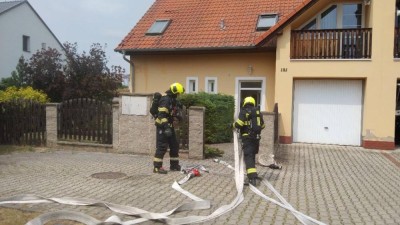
[395,28,400,58]
[291,28,372,59]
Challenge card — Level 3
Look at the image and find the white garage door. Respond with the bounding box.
[293,80,362,146]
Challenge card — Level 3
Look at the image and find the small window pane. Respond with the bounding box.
[147,20,170,35]
[189,80,197,93]
[207,80,216,93]
[343,4,362,29]
[257,14,277,30]
[241,82,261,88]
[302,19,317,30]
[321,5,337,29]
[23,35,30,52]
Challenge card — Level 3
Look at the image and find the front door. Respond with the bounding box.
[238,80,264,110]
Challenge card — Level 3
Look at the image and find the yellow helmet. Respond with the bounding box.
[170,82,185,94]
[243,96,255,107]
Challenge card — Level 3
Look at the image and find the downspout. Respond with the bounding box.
[122,51,135,93]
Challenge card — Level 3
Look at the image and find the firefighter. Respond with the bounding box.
[153,82,185,174]
[233,96,265,185]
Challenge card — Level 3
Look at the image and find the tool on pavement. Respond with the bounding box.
[178,168,201,185]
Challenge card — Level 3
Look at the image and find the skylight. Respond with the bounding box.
[146,20,171,35]
[256,14,278,31]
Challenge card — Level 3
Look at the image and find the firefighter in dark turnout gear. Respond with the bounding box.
[153,83,185,174]
[233,96,265,185]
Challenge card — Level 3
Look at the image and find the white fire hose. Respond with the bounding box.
[0,132,325,225]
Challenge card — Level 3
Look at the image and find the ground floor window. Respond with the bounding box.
[205,77,217,94]
[186,77,198,93]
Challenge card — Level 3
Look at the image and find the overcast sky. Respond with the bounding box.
[28,0,155,73]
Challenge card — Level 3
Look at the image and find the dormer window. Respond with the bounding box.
[256,14,278,31]
[146,19,171,35]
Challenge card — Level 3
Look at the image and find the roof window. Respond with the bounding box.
[256,14,278,31]
[146,20,171,35]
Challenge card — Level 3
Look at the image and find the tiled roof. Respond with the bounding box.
[0,0,24,15]
[116,0,309,53]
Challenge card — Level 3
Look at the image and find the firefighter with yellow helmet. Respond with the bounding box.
[153,82,185,174]
[233,96,265,185]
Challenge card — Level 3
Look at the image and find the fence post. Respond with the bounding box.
[46,103,58,148]
[188,106,205,159]
[112,98,120,150]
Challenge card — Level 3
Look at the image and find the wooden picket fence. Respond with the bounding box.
[0,100,46,145]
[57,98,112,144]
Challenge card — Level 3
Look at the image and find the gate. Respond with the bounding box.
[57,98,112,144]
[175,106,188,150]
[0,100,46,145]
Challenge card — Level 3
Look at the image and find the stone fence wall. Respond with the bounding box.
[46,94,276,159]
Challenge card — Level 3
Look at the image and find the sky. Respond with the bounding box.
[28,0,155,73]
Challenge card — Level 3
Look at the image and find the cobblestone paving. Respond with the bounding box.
[0,144,399,225]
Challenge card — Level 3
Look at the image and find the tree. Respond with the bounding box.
[28,47,65,102]
[63,42,124,102]
[0,56,29,90]
[3,43,124,102]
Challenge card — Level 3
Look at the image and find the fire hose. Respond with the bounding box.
[0,132,325,225]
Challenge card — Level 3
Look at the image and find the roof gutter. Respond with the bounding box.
[122,51,135,93]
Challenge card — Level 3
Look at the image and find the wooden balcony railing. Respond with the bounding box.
[395,28,400,58]
[291,28,372,59]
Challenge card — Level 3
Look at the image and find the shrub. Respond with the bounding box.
[0,86,49,103]
[179,92,234,143]
[205,146,224,158]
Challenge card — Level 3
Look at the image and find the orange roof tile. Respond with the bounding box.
[116,0,312,53]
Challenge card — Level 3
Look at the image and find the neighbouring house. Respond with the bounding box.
[115,0,400,150]
[0,0,64,79]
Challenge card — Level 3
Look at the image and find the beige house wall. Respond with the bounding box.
[275,0,399,147]
[130,52,277,111]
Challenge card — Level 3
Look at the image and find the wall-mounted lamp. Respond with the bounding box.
[363,0,371,6]
[247,65,253,75]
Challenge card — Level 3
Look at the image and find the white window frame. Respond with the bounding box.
[234,77,266,117]
[205,77,218,94]
[300,3,365,30]
[186,77,198,93]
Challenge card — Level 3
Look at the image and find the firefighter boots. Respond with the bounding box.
[153,167,168,174]
[249,178,257,186]
[170,164,182,171]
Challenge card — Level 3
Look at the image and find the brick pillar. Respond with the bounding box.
[46,103,58,148]
[188,106,205,159]
[258,112,275,163]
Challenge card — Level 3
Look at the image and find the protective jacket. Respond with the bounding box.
[233,105,265,139]
[154,92,180,128]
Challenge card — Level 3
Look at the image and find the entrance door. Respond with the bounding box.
[238,80,263,109]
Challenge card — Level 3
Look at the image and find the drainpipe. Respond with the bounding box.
[122,51,134,93]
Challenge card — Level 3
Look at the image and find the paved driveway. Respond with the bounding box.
[0,144,399,224]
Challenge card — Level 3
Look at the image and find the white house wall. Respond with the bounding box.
[0,3,63,79]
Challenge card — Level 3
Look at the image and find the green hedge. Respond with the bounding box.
[179,92,234,144]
